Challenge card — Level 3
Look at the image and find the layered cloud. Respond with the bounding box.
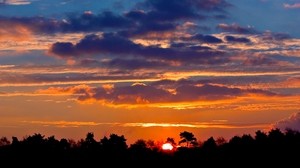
[217,23,258,34]
[48,33,226,65]
[0,0,230,35]
[35,80,277,107]
[23,120,268,129]
[274,112,300,131]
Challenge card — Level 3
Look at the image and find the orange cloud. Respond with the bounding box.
[35,84,92,96]
[22,120,268,129]
[102,84,114,94]
[0,24,32,42]
[32,80,282,109]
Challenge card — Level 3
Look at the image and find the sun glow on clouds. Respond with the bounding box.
[0,0,300,143]
[22,120,269,129]
[1,0,32,5]
[0,33,85,50]
[0,64,299,87]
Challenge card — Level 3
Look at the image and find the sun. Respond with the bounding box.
[162,143,174,151]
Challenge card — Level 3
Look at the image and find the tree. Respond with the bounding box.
[255,130,268,144]
[202,137,216,149]
[129,139,148,152]
[100,134,128,151]
[215,137,227,146]
[0,137,10,146]
[179,131,197,147]
[166,137,176,146]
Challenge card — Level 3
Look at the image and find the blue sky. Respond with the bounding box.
[1,0,299,36]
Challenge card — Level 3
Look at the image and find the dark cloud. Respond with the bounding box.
[262,32,291,41]
[0,0,232,37]
[191,34,223,43]
[138,0,231,21]
[50,33,140,56]
[80,58,170,70]
[120,0,231,37]
[72,80,277,104]
[49,33,228,65]
[105,58,170,70]
[170,42,212,50]
[243,56,277,66]
[217,23,258,34]
[225,35,251,43]
[63,11,133,32]
[0,12,133,34]
[50,42,76,57]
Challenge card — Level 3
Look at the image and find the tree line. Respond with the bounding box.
[0,128,299,166]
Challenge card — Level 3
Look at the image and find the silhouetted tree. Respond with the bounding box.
[2,129,300,166]
[0,137,10,146]
[255,130,268,144]
[202,137,216,150]
[129,139,149,155]
[166,137,176,146]
[179,131,197,147]
[146,139,158,150]
[215,137,227,146]
[268,128,285,144]
[100,133,128,157]
[23,133,45,146]
[82,132,98,149]
[59,138,71,150]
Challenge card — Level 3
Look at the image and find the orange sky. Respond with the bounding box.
[0,0,300,145]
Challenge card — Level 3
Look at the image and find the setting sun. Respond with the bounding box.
[0,0,300,157]
[162,143,174,151]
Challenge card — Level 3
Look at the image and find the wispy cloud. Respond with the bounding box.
[23,120,268,129]
[0,0,32,5]
[283,3,300,9]
[23,120,103,127]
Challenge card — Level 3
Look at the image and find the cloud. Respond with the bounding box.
[49,33,227,65]
[120,0,231,37]
[23,120,268,129]
[261,31,290,41]
[0,0,231,37]
[243,56,277,66]
[102,58,171,70]
[37,80,277,106]
[225,35,251,43]
[0,0,32,5]
[35,84,92,96]
[190,34,223,43]
[217,23,258,34]
[283,3,300,9]
[137,0,231,21]
[0,22,32,41]
[0,12,133,34]
[274,112,300,131]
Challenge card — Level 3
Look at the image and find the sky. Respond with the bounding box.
[0,0,300,144]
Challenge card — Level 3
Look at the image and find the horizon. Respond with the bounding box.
[0,0,300,145]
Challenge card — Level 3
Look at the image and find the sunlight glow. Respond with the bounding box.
[162,143,173,151]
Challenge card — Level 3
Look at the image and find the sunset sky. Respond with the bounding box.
[0,0,300,144]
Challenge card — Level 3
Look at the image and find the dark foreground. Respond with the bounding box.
[0,129,299,166]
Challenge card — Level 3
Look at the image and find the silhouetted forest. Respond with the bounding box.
[1,129,300,166]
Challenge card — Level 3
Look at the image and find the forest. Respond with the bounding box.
[0,128,299,166]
